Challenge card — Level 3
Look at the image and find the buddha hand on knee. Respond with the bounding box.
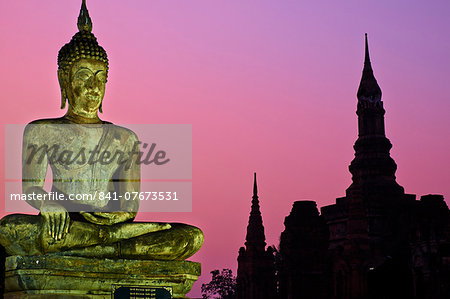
[41,202,70,241]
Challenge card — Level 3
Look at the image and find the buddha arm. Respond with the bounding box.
[117,132,140,219]
[119,130,140,216]
[22,123,49,210]
[22,123,70,240]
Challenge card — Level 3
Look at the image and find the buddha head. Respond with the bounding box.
[57,0,109,117]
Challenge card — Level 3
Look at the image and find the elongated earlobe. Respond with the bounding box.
[60,89,67,109]
[58,69,68,110]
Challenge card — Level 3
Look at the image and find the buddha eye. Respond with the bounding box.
[97,73,107,83]
[75,69,93,81]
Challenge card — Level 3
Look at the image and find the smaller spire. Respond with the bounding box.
[253,172,258,197]
[77,0,93,33]
[245,173,267,252]
[357,33,381,102]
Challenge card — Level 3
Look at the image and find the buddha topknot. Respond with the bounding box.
[57,0,108,73]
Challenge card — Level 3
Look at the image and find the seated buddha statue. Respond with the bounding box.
[0,0,203,261]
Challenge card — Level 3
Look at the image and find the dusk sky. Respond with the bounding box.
[1,1,450,297]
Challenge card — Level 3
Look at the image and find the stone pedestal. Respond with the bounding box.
[4,255,201,298]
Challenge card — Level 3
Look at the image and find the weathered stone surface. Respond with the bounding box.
[4,255,201,298]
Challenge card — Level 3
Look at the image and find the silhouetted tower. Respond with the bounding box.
[347,33,404,199]
[322,34,415,299]
[237,173,276,299]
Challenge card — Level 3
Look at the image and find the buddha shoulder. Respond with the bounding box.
[23,118,70,141]
[23,119,138,145]
[107,125,139,146]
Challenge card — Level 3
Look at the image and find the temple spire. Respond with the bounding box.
[348,34,404,197]
[364,33,371,69]
[253,172,258,197]
[237,173,277,298]
[357,33,381,102]
[245,173,266,251]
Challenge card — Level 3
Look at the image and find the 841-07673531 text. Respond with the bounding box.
[9,191,179,202]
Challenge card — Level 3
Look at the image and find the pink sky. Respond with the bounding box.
[1,0,450,297]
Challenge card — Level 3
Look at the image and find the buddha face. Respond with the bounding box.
[59,58,108,117]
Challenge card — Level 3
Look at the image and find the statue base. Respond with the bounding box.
[4,255,201,299]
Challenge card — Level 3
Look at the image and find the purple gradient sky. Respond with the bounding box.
[1,1,450,296]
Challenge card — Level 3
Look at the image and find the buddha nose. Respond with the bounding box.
[87,76,101,92]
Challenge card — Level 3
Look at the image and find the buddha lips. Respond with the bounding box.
[25,141,170,171]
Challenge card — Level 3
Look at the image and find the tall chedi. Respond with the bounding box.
[347,33,404,200]
[237,173,276,299]
[322,34,414,299]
